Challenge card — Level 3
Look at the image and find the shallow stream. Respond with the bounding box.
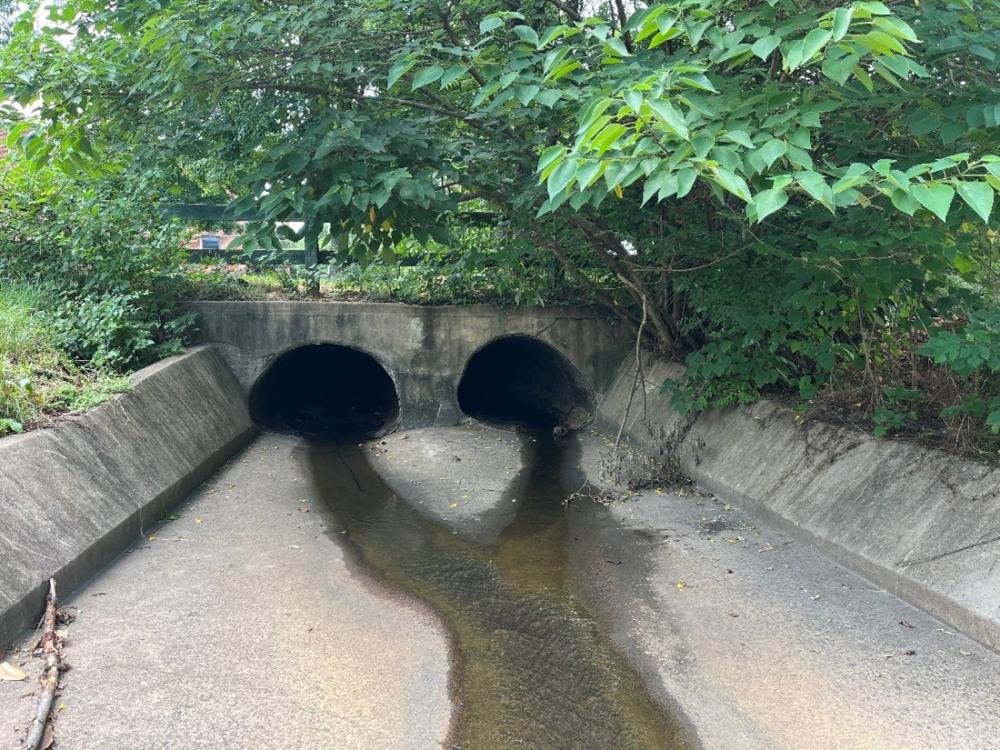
[300,432,691,749]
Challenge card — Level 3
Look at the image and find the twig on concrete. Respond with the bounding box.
[22,579,61,750]
[614,296,647,453]
[897,531,1000,568]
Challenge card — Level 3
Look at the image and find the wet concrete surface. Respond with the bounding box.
[0,437,451,750]
[2,424,999,749]
[371,426,1000,750]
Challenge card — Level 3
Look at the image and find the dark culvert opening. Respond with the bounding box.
[249,344,399,439]
[457,335,594,431]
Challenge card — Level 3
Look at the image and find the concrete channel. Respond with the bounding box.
[2,304,999,748]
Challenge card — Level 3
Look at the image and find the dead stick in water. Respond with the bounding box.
[23,579,60,750]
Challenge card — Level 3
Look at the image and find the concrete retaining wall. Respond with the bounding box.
[188,301,632,428]
[598,352,1000,652]
[0,347,255,645]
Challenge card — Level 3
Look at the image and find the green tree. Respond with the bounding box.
[3,0,1000,426]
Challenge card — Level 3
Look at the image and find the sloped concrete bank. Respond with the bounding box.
[597,353,1000,652]
[0,346,255,645]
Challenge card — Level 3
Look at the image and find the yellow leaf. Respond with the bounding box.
[194,518,203,524]
[675,581,686,591]
[613,184,624,198]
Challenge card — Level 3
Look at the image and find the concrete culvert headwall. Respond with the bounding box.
[250,344,400,439]
[457,335,594,431]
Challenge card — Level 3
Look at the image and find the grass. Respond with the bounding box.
[0,282,132,437]
[181,261,593,306]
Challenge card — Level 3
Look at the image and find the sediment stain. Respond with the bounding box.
[301,432,692,750]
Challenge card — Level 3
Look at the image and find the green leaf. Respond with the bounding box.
[782,40,804,71]
[751,188,788,222]
[514,85,541,106]
[604,36,630,57]
[723,130,754,149]
[785,144,813,170]
[831,8,853,42]
[592,124,628,154]
[832,162,870,193]
[890,188,920,215]
[513,25,540,47]
[387,58,414,88]
[676,168,698,199]
[576,160,604,188]
[548,158,578,198]
[756,139,787,169]
[678,74,717,93]
[535,89,562,108]
[872,16,919,43]
[822,52,860,84]
[480,16,504,34]
[800,28,832,62]
[788,128,811,149]
[956,181,995,224]
[857,1,892,15]
[643,171,677,205]
[623,90,643,113]
[537,145,566,177]
[648,99,689,140]
[411,66,444,90]
[911,182,956,222]
[712,167,752,202]
[751,35,780,60]
[797,171,832,206]
[439,65,468,88]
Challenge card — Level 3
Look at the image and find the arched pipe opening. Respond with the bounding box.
[457,335,594,433]
[249,343,400,439]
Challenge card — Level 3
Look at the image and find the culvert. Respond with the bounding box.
[249,344,399,439]
[457,334,594,431]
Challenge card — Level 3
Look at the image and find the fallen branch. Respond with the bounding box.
[23,579,60,750]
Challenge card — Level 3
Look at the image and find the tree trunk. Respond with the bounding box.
[570,215,678,354]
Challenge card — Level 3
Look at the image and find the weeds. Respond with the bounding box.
[0,283,132,436]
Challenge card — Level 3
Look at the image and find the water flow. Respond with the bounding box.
[301,432,691,750]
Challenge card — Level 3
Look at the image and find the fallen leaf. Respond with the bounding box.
[0,661,27,681]
[675,581,687,591]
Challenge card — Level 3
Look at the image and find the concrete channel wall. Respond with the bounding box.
[597,352,1000,652]
[0,347,255,646]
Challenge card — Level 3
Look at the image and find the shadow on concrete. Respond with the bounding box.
[457,334,594,431]
[249,343,399,438]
